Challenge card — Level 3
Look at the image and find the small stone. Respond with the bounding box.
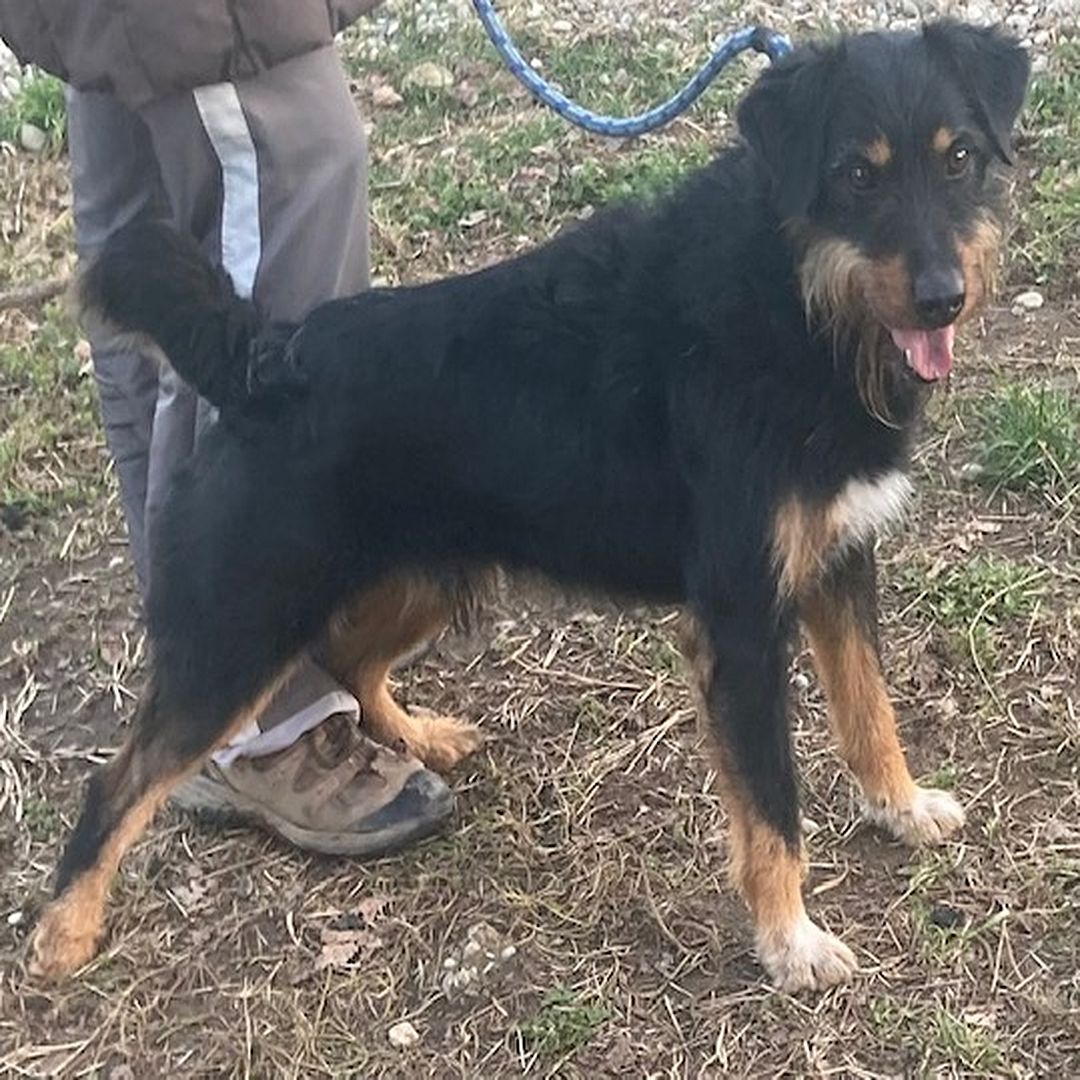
[7,910,24,927]
[929,904,964,929]
[442,955,458,969]
[74,339,93,371]
[19,122,47,153]
[1012,289,1044,311]
[404,61,454,91]
[388,1020,420,1049]
[500,944,517,961]
[552,19,573,33]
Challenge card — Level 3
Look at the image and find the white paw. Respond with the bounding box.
[757,915,857,993]
[863,785,965,847]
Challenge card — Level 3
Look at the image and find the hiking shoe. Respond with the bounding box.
[171,713,454,856]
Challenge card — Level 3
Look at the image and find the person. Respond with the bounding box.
[0,0,456,854]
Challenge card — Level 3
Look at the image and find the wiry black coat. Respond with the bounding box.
[84,146,916,842]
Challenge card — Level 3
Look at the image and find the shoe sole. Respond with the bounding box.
[170,772,455,857]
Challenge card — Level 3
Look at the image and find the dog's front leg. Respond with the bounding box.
[799,542,965,845]
[679,599,857,993]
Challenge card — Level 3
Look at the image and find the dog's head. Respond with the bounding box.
[737,20,1029,406]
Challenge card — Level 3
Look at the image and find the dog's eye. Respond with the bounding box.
[847,159,876,193]
[946,144,971,179]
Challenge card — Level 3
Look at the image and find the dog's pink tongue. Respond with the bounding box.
[889,325,955,381]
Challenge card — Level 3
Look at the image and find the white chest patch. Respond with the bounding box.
[830,470,914,548]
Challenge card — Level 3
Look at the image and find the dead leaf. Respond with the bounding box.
[453,80,480,108]
[356,895,390,924]
[372,83,404,109]
[316,926,383,970]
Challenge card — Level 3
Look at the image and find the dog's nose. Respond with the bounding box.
[913,268,965,328]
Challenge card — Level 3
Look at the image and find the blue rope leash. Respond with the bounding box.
[470,0,792,138]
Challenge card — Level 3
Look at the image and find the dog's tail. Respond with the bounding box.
[78,221,302,410]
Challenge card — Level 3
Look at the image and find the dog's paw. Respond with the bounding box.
[864,785,965,847]
[757,915,857,993]
[28,899,103,980]
[411,709,483,772]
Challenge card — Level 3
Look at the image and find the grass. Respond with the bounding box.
[870,998,1004,1074]
[974,382,1080,500]
[354,2,739,263]
[1014,40,1080,288]
[900,553,1046,668]
[0,302,101,520]
[0,70,66,151]
[518,986,609,1061]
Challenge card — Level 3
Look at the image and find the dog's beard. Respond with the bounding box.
[795,235,914,427]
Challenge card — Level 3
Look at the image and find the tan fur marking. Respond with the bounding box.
[772,498,838,600]
[678,617,807,932]
[859,254,913,328]
[678,616,857,989]
[797,235,867,330]
[800,590,916,807]
[30,776,176,978]
[321,575,481,771]
[30,675,290,979]
[932,126,955,154]
[956,214,1002,322]
[866,135,893,166]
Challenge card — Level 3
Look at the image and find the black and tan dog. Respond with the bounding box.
[31,20,1028,992]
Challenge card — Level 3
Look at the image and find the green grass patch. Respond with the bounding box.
[0,303,100,520]
[554,138,712,211]
[1015,41,1080,288]
[0,69,66,151]
[21,795,61,841]
[870,997,1004,1073]
[357,1,729,255]
[974,382,1080,500]
[900,554,1046,667]
[911,899,1010,967]
[371,114,710,245]
[519,986,608,1061]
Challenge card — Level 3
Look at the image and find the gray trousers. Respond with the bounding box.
[68,45,371,744]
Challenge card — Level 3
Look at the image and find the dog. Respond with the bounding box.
[30,20,1028,992]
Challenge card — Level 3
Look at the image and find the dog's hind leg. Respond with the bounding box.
[29,666,291,980]
[679,604,857,994]
[320,574,482,772]
[799,543,964,846]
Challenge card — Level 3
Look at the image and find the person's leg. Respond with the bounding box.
[65,88,166,591]
[131,46,458,848]
[141,44,371,749]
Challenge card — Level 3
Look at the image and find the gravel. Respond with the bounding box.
[1,1,1074,100]
[0,38,21,101]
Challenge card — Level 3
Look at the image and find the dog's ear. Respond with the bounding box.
[923,21,1030,163]
[737,44,840,221]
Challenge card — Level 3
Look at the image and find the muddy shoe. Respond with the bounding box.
[171,713,454,856]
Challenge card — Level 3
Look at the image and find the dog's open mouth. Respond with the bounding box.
[887,325,955,382]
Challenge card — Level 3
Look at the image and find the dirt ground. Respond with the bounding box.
[1,2,1078,1077]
